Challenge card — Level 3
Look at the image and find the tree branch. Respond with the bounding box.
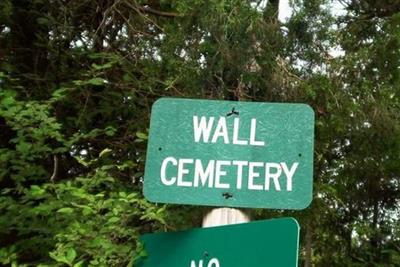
[50,155,58,182]
[138,6,180,17]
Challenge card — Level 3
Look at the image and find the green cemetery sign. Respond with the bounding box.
[135,217,300,267]
[144,98,314,209]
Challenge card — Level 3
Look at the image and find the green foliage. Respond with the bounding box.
[0,73,167,265]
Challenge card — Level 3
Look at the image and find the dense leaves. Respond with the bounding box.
[0,0,399,266]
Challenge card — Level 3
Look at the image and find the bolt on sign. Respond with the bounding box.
[144,98,314,209]
[135,217,300,267]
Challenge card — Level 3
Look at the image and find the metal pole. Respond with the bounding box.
[202,208,250,228]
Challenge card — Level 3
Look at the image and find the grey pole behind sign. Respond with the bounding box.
[202,208,250,228]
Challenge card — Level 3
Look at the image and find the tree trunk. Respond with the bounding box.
[370,198,380,264]
[304,221,313,267]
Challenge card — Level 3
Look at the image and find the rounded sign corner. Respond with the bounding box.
[296,195,313,210]
[285,217,300,230]
[143,184,157,203]
[151,97,169,109]
[300,103,315,118]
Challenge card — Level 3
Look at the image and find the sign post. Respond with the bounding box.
[202,208,249,228]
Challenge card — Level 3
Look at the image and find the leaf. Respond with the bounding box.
[82,206,94,216]
[51,87,71,101]
[37,17,49,25]
[74,156,89,167]
[30,185,46,197]
[92,62,114,70]
[57,207,74,214]
[89,259,99,265]
[87,77,106,86]
[65,248,77,264]
[107,217,120,223]
[126,192,138,199]
[99,148,112,158]
[116,160,136,171]
[16,142,31,154]
[0,96,15,107]
[49,252,67,264]
[104,126,116,136]
[73,260,85,267]
[122,73,131,82]
[135,132,148,140]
